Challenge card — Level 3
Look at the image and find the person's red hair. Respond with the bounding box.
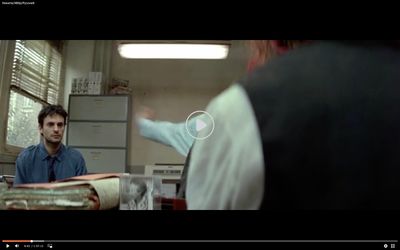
[247,40,309,73]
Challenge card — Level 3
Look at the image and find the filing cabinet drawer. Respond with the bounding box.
[75,148,126,173]
[67,122,127,147]
[69,96,129,121]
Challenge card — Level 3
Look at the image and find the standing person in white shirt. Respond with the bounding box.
[186,41,299,209]
[187,40,400,210]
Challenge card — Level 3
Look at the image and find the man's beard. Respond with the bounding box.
[44,136,62,146]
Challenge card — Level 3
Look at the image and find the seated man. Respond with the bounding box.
[14,105,87,185]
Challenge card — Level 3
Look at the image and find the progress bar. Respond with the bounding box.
[2,240,45,243]
[2,239,398,242]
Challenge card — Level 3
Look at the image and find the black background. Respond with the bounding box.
[0,0,398,244]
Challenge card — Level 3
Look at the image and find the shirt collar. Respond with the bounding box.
[39,142,66,162]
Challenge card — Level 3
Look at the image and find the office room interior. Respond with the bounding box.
[0,40,249,209]
[1,39,400,214]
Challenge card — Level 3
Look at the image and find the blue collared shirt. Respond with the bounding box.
[14,143,87,186]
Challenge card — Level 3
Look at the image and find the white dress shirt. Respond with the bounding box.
[136,115,201,157]
[186,84,265,209]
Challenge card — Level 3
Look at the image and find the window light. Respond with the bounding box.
[118,43,229,59]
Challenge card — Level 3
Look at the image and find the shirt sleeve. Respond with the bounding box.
[186,84,265,210]
[75,152,88,176]
[13,154,26,186]
[136,117,194,157]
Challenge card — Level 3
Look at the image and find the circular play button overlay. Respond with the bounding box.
[185,110,215,140]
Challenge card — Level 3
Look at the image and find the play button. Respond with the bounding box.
[186,110,215,140]
[196,119,207,132]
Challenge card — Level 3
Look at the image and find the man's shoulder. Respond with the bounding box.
[208,84,247,116]
[16,145,41,166]
[18,144,39,158]
[205,84,258,140]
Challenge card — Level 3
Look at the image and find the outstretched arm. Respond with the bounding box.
[136,117,193,157]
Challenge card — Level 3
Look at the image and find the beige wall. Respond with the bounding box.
[111,40,249,165]
[63,40,95,110]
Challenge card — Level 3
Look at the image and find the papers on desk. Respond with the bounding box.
[0,173,122,210]
[0,187,98,210]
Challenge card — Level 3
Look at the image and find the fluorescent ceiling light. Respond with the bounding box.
[118,43,229,59]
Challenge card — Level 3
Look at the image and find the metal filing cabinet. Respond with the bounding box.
[67,95,131,173]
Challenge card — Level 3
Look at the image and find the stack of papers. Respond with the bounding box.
[0,173,121,210]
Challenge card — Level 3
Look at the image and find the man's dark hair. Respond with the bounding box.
[38,105,68,127]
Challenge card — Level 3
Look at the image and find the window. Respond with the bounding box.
[6,40,63,149]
